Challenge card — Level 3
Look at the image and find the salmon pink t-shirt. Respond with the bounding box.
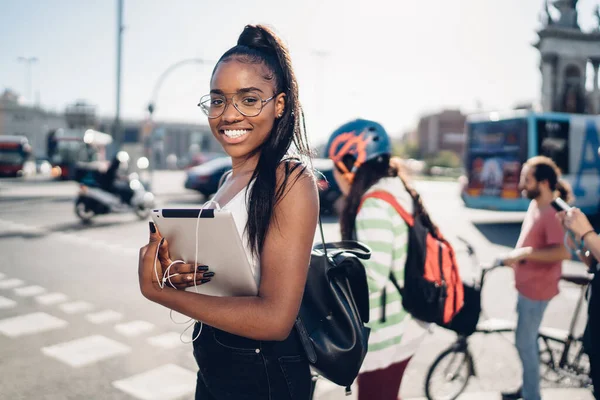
[514,201,566,301]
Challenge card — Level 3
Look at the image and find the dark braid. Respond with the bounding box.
[213,25,311,259]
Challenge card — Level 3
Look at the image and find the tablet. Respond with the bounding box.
[150,208,258,297]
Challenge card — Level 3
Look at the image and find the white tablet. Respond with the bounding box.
[150,208,258,297]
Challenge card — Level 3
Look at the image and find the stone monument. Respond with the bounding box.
[535,0,600,114]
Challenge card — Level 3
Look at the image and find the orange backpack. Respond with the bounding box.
[360,190,464,325]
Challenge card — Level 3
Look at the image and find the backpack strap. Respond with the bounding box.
[359,190,412,323]
[360,190,414,227]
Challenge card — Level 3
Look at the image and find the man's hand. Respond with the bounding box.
[501,247,532,267]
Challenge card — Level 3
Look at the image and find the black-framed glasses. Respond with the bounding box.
[198,90,276,119]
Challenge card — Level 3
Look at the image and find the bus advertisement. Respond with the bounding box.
[461,111,600,214]
[0,135,35,177]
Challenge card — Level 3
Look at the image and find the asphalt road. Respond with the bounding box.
[0,172,594,400]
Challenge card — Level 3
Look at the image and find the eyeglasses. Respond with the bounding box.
[198,90,276,119]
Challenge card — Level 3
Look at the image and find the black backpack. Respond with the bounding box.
[295,220,372,395]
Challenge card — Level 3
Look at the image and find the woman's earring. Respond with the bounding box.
[277,112,283,118]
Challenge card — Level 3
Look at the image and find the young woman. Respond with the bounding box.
[325,119,429,400]
[137,24,319,400]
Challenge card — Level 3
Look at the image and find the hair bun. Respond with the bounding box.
[237,25,276,54]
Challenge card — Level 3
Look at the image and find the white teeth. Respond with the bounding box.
[223,129,248,139]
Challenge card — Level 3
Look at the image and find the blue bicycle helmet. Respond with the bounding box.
[325,119,392,182]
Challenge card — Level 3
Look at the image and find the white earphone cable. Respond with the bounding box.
[153,199,221,343]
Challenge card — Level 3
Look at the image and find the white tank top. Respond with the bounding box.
[219,180,261,287]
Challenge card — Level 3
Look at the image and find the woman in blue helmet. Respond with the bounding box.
[326,119,430,400]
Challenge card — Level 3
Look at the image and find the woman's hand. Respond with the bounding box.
[138,222,214,300]
[558,208,594,239]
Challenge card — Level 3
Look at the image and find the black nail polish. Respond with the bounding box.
[197,265,209,271]
[159,237,165,246]
[203,271,215,278]
[149,222,156,233]
[201,278,211,284]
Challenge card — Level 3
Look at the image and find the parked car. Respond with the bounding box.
[184,156,342,215]
[184,156,232,197]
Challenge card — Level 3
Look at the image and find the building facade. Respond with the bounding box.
[0,90,67,157]
[0,90,219,167]
[416,109,466,157]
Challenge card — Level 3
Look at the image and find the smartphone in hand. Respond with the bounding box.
[550,197,571,213]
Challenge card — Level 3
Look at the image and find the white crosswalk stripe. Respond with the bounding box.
[147,332,188,350]
[85,309,123,324]
[0,312,68,337]
[0,278,25,289]
[112,364,196,400]
[59,300,94,314]
[0,296,17,309]
[42,335,131,367]
[115,320,155,337]
[0,217,140,257]
[35,292,69,305]
[14,285,47,297]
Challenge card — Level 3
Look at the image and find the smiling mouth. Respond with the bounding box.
[222,129,250,139]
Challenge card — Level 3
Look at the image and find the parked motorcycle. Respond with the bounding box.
[74,153,155,224]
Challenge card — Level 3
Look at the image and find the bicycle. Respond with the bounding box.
[424,237,593,400]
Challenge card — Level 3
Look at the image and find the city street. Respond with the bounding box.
[0,171,594,400]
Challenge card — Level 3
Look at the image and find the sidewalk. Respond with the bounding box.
[313,379,594,400]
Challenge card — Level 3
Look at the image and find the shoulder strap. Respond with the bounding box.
[360,190,414,227]
[217,169,233,190]
[359,190,409,323]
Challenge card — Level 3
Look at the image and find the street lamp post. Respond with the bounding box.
[17,56,38,104]
[114,0,125,150]
[145,58,214,187]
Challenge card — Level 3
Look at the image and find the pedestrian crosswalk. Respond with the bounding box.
[0,271,198,400]
[0,312,68,337]
[42,334,132,367]
[113,364,197,400]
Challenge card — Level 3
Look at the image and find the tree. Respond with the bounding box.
[394,142,420,159]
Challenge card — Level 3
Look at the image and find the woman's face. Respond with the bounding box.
[333,167,352,196]
[207,60,285,161]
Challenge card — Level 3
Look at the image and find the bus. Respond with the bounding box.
[0,135,35,177]
[461,111,600,214]
[47,128,113,180]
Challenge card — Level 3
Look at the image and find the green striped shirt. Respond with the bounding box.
[356,177,429,372]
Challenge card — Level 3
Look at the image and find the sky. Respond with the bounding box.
[1,0,599,146]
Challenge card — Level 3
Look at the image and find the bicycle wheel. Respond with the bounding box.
[425,344,473,400]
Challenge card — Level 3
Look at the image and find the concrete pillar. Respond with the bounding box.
[541,53,558,112]
[591,59,600,113]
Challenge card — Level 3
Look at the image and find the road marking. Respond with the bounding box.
[42,335,131,367]
[112,364,196,400]
[14,285,46,297]
[35,292,68,305]
[0,217,140,256]
[0,279,25,289]
[0,296,17,309]
[0,273,5,280]
[0,312,68,337]
[147,332,188,350]
[59,301,94,314]
[115,320,155,337]
[86,310,123,324]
